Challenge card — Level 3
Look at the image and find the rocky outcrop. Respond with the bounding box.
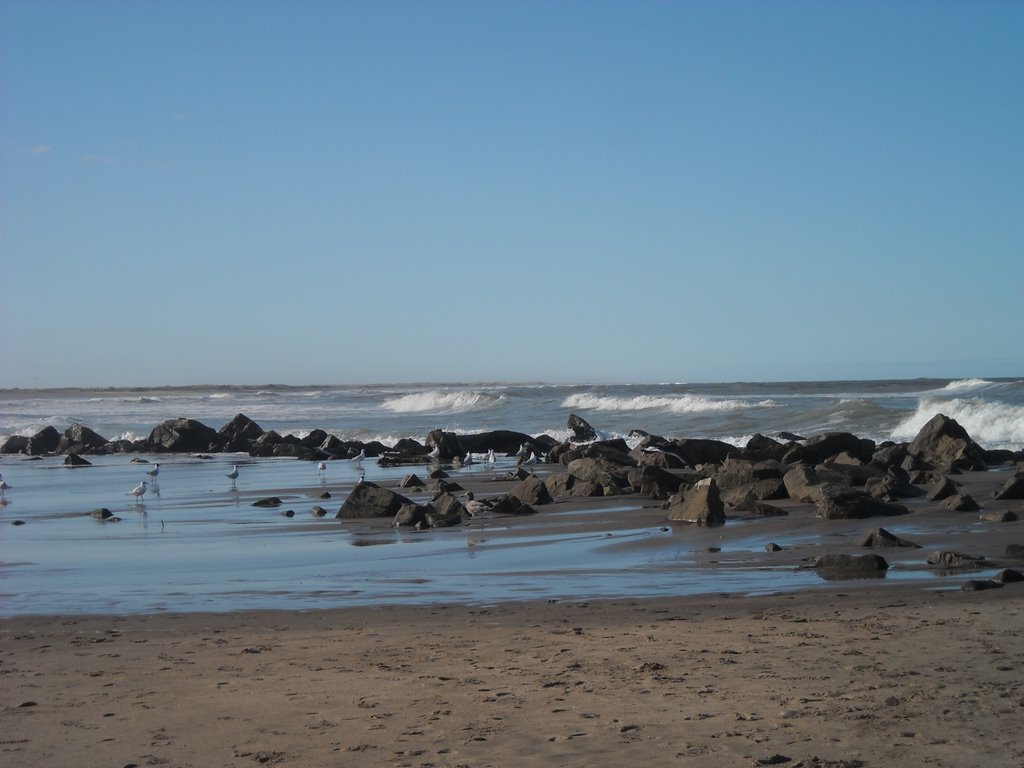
[426,430,464,462]
[785,432,875,465]
[219,413,265,452]
[507,474,553,506]
[812,553,889,578]
[908,414,987,470]
[927,550,986,568]
[55,424,108,454]
[814,487,910,520]
[27,425,62,455]
[148,418,222,453]
[993,472,1024,500]
[567,413,598,442]
[860,527,920,548]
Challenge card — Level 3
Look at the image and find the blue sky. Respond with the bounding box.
[2,0,1021,388]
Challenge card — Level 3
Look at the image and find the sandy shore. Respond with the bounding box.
[2,586,1023,768]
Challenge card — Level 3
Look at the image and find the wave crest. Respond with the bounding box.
[935,378,996,395]
[891,397,1024,450]
[561,393,778,414]
[382,390,502,414]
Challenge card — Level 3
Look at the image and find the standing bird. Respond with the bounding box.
[349,449,366,466]
[521,451,538,466]
[226,464,239,487]
[317,461,327,477]
[462,491,493,520]
[146,462,160,481]
[0,473,10,496]
[128,479,148,504]
[462,452,475,466]
[486,448,496,466]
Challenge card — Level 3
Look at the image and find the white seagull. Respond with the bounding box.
[515,442,529,459]
[462,452,475,466]
[350,449,366,464]
[521,452,538,466]
[317,461,327,476]
[0,474,10,495]
[486,448,496,465]
[146,462,160,480]
[227,465,239,486]
[128,479,148,503]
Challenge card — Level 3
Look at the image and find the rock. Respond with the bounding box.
[507,474,553,506]
[926,476,959,501]
[633,465,687,500]
[993,473,1024,500]
[489,495,537,516]
[962,579,1003,591]
[995,568,1024,584]
[393,503,426,527]
[252,497,283,507]
[908,413,987,470]
[1005,544,1024,559]
[979,510,1018,523]
[57,423,108,455]
[281,509,295,517]
[310,506,328,517]
[927,550,986,568]
[720,478,788,504]
[666,478,726,526]
[813,553,889,578]
[0,435,29,454]
[337,482,412,519]
[460,430,537,456]
[89,507,114,520]
[765,543,783,552]
[26,426,61,455]
[425,429,464,462]
[939,494,980,512]
[398,473,426,488]
[64,453,92,466]
[815,487,910,520]
[567,457,630,493]
[543,472,575,498]
[567,413,598,442]
[670,438,738,466]
[860,527,921,548]
[219,413,264,451]
[782,465,826,504]
[787,432,874,465]
[148,418,223,453]
[742,433,789,462]
[731,497,789,516]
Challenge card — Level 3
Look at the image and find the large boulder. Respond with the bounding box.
[336,482,412,519]
[860,527,920,548]
[993,472,1024,500]
[908,414,987,470]
[782,465,827,504]
[670,438,738,467]
[785,432,875,465]
[460,430,537,456]
[26,426,62,455]
[812,554,889,578]
[666,478,726,526]
[567,413,598,442]
[219,413,264,452]
[148,418,223,453]
[0,435,29,454]
[426,430,464,462]
[566,457,631,493]
[632,465,688,500]
[507,475,553,506]
[57,424,108,454]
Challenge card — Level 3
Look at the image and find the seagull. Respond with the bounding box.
[0,474,10,496]
[146,462,160,480]
[226,465,239,486]
[521,451,538,466]
[128,479,148,503]
[486,448,496,465]
[349,449,366,464]
[317,461,327,477]
[462,452,475,466]
[462,491,493,519]
[427,444,440,461]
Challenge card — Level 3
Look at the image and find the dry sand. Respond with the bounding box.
[3,467,1024,767]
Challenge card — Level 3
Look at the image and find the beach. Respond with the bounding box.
[3,587,1023,767]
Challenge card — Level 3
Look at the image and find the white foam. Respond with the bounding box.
[891,397,1024,450]
[381,390,501,414]
[561,393,779,414]
[934,378,996,395]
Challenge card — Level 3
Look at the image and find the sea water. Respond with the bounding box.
[0,378,1021,616]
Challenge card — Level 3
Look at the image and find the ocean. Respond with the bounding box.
[1,377,1021,617]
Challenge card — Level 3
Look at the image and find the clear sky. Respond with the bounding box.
[1,0,1021,388]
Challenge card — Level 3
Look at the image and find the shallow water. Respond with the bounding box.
[0,450,994,616]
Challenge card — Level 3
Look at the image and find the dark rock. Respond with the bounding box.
[1004,544,1024,559]
[927,550,986,568]
[252,497,283,507]
[815,487,910,520]
[57,424,108,455]
[871,443,908,469]
[219,413,264,451]
[670,438,738,466]
[980,510,1018,523]
[765,543,783,552]
[398,473,426,488]
[393,503,426,527]
[543,472,574,499]
[460,430,537,456]
[962,579,1003,591]
[939,494,980,512]
[148,418,223,453]
[426,429,464,462]
[926,476,959,501]
[26,425,61,455]
[64,453,92,467]
[570,479,605,497]
[993,473,1024,500]
[567,413,598,442]
[864,467,922,500]
[731,497,789,516]
[392,437,429,456]
[777,431,806,442]
[786,432,875,465]
[995,568,1024,584]
[567,457,630,493]
[311,506,328,517]
[782,465,826,503]
[666,478,726,526]
[742,433,789,462]
[908,413,987,470]
[89,507,114,520]
[860,527,920,548]
[632,446,689,469]
[489,495,537,516]
[633,465,688,500]
[337,482,412,519]
[281,509,295,517]
[0,435,29,454]
[813,553,889,578]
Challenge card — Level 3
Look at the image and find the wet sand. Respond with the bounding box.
[3,465,1024,766]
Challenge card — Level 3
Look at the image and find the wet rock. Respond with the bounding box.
[812,553,889,578]
[89,508,114,520]
[995,568,1024,584]
[670,438,738,466]
[337,482,412,519]
[666,478,726,526]
[782,465,826,504]
[425,429,464,462]
[962,579,1003,591]
[908,413,987,470]
[1005,544,1024,559]
[310,506,327,517]
[815,487,910,520]
[731,497,789,516]
[219,413,264,451]
[993,473,1024,500]
[253,497,283,507]
[567,413,598,442]
[926,476,959,501]
[26,425,62,455]
[0,435,29,454]
[460,430,538,456]
[786,432,874,465]
[860,527,921,548]
[927,550,986,568]
[148,418,223,453]
[489,495,537,516]
[939,493,980,512]
[632,464,687,500]
[280,509,295,517]
[979,510,1018,523]
[507,474,554,506]
[64,453,92,467]
[398,473,426,488]
[765,542,783,552]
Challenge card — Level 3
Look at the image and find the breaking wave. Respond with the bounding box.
[891,397,1024,450]
[382,390,503,414]
[561,393,779,414]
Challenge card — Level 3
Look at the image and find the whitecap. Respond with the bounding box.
[561,393,779,414]
[935,378,995,395]
[382,390,502,414]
